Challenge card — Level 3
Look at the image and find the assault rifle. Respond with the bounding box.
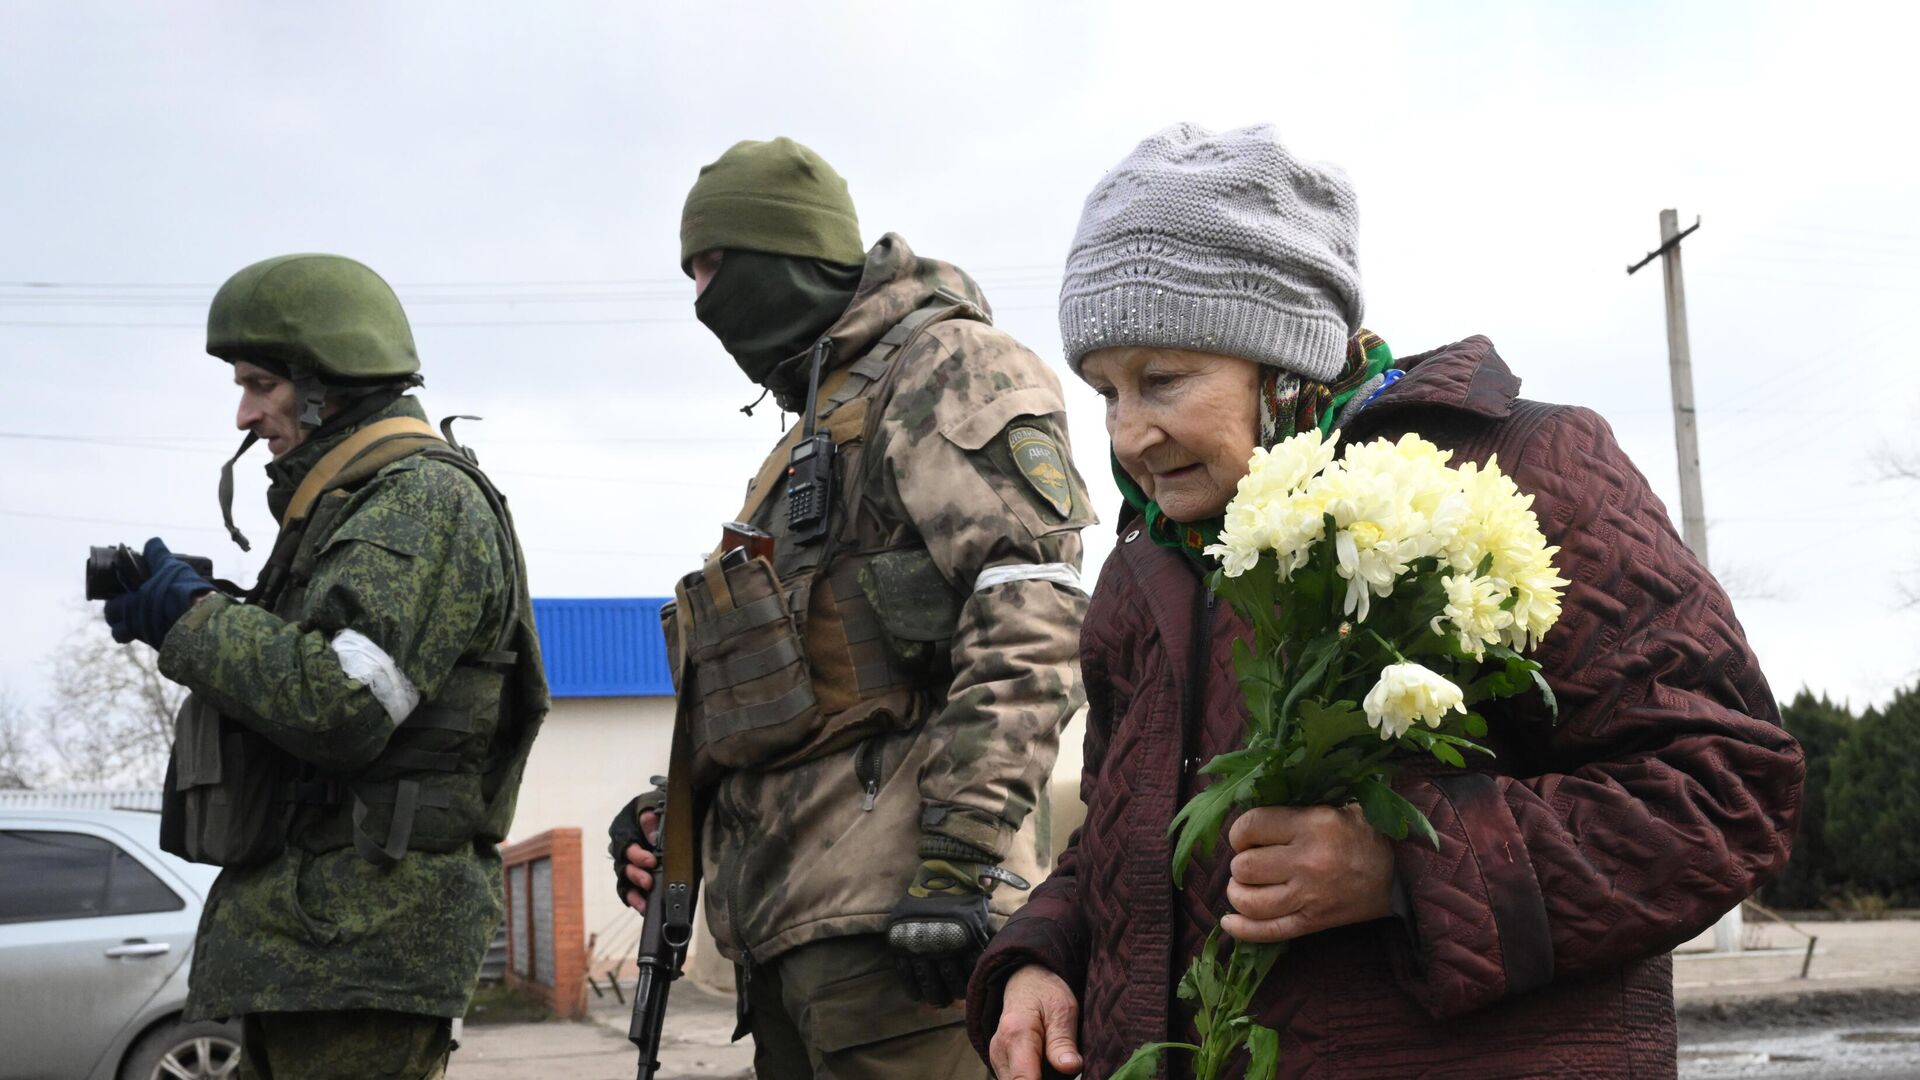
[631,522,766,1077]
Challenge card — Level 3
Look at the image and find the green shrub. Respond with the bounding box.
[1826,684,1920,904]
[1760,691,1855,908]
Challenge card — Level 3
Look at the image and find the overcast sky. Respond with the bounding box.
[2,1,1916,726]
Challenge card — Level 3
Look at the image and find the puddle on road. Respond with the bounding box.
[1841,1031,1920,1044]
[1682,1027,1920,1077]
[1681,1050,1813,1063]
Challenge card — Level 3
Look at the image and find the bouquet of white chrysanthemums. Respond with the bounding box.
[1114,430,1570,1080]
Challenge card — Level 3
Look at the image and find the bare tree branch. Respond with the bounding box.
[37,620,181,788]
[1713,559,1786,603]
[0,690,44,790]
[1874,443,1920,484]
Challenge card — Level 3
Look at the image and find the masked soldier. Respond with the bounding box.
[102,254,547,1080]
[610,138,1092,1078]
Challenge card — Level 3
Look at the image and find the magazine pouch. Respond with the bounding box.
[159,693,297,868]
[673,550,821,781]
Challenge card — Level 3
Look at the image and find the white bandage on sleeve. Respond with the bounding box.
[330,629,421,724]
[973,562,1085,594]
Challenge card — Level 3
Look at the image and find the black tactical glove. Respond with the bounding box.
[607,784,666,909]
[102,538,213,649]
[885,859,1027,1006]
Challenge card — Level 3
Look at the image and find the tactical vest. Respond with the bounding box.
[666,293,983,785]
[162,416,548,868]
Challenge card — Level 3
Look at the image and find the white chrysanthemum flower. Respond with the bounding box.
[1207,430,1339,577]
[1362,662,1467,740]
[1310,433,1464,620]
[1503,554,1569,651]
[1432,572,1515,659]
[1443,456,1568,650]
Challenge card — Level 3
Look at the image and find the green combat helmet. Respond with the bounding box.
[207,254,422,551]
[208,253,420,426]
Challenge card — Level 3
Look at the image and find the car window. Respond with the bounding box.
[0,829,184,924]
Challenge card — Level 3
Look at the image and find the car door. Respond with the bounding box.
[0,824,198,1080]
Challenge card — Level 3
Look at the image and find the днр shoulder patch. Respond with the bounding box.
[1007,424,1073,517]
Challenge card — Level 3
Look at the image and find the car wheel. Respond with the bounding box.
[118,1017,242,1080]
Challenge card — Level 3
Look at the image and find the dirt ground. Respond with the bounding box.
[453,984,750,1080]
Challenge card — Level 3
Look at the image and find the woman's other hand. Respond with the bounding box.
[990,964,1083,1079]
[1222,803,1394,943]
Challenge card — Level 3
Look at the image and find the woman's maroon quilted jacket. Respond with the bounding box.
[967,337,1804,1079]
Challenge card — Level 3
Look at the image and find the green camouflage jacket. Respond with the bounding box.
[701,234,1094,964]
[159,395,530,1020]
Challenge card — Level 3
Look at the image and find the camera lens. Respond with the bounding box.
[83,544,146,602]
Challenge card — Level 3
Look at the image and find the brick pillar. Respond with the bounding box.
[500,828,588,1019]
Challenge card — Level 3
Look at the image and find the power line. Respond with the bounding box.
[0,315,700,329]
[0,430,771,449]
[0,264,1067,293]
[0,508,229,534]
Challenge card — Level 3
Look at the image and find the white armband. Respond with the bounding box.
[331,629,420,724]
[972,562,1085,594]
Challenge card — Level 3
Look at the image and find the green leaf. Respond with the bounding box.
[1245,1024,1282,1080]
[1430,741,1466,768]
[1406,806,1441,848]
[1469,649,1539,702]
[1352,777,1413,840]
[1280,633,1342,727]
[1531,667,1560,722]
[1169,762,1263,885]
[1353,778,1440,848]
[1110,1042,1198,1080]
[1463,711,1489,738]
[1231,637,1257,680]
[1196,747,1268,778]
[1295,698,1373,756]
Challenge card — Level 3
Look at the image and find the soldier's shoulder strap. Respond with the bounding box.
[659,592,700,943]
[820,287,986,416]
[278,416,444,528]
[732,292,988,523]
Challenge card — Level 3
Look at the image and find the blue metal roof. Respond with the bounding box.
[532,598,674,698]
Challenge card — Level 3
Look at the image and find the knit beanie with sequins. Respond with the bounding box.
[1059,123,1364,381]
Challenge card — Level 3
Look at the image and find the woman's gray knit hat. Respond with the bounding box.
[1059,123,1363,381]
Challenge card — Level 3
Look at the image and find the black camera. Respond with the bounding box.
[84,544,214,602]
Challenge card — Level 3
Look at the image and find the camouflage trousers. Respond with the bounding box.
[744,933,988,1080]
[238,1010,452,1080]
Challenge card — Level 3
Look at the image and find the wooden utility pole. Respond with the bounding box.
[1628,210,1741,952]
[1627,210,1710,561]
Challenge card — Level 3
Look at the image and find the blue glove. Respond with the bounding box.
[102,538,213,649]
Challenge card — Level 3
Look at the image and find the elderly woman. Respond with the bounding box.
[965,124,1804,1079]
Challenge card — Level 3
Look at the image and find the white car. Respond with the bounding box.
[0,808,240,1080]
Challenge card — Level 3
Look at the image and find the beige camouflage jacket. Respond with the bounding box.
[700,234,1093,964]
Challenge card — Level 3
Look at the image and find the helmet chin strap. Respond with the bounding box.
[218,432,261,552]
[215,380,412,556]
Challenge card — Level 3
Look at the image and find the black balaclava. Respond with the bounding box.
[693,249,863,411]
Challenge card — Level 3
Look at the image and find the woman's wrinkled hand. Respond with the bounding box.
[990,964,1083,1079]
[1220,803,1395,943]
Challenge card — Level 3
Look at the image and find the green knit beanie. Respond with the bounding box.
[679,137,865,274]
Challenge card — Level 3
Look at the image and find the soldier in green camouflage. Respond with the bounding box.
[102,254,547,1080]
[611,138,1092,1079]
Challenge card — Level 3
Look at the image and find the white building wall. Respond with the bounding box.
[504,695,681,982]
